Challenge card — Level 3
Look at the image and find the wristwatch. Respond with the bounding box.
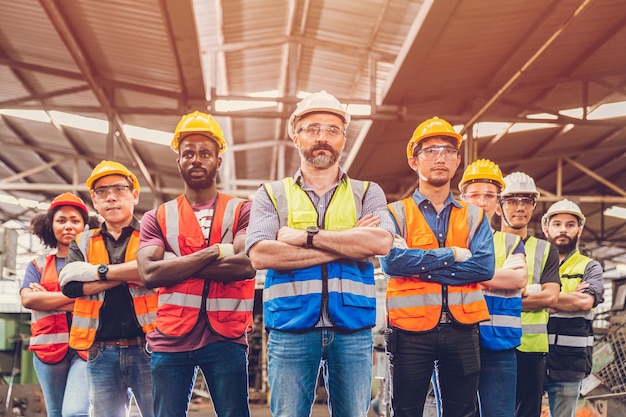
[306,226,319,248]
[97,264,109,281]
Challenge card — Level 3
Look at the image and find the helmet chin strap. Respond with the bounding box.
[499,202,525,230]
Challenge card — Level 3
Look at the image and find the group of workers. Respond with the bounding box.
[18,90,604,417]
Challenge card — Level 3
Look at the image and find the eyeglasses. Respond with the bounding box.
[92,184,133,198]
[462,192,500,203]
[296,124,345,138]
[502,197,536,208]
[417,146,458,161]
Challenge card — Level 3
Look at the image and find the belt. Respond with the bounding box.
[439,311,452,324]
[100,337,145,348]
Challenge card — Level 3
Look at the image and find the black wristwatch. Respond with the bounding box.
[306,226,319,248]
[97,264,109,281]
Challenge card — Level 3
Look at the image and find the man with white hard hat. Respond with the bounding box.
[246,90,394,417]
[541,199,604,417]
[495,172,561,417]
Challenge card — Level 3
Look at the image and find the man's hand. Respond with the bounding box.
[59,262,98,286]
[451,247,472,262]
[392,235,409,249]
[501,253,526,270]
[276,226,308,247]
[355,214,381,228]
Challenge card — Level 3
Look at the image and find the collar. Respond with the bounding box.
[293,167,348,187]
[412,189,462,209]
[94,217,141,236]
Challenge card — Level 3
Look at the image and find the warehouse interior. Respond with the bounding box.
[1,0,626,415]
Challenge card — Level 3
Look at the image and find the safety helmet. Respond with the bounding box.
[171,111,227,154]
[458,159,505,192]
[288,90,350,138]
[49,192,88,217]
[406,117,463,158]
[86,160,140,192]
[541,199,585,228]
[501,172,539,199]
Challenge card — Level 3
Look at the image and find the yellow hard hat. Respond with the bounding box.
[406,117,463,158]
[86,160,140,192]
[459,159,505,192]
[171,111,227,154]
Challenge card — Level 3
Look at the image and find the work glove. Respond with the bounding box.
[59,262,98,287]
[215,243,235,259]
[393,235,409,249]
[501,254,526,270]
[451,247,472,262]
[524,283,542,297]
[163,251,177,260]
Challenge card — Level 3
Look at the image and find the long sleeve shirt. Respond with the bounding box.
[380,190,495,285]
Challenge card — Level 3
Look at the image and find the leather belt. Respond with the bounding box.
[100,337,144,348]
[439,311,452,324]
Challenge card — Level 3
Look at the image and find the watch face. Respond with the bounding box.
[98,264,108,274]
[306,226,319,234]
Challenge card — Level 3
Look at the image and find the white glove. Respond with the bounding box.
[215,244,235,259]
[163,251,177,260]
[524,284,542,296]
[501,254,526,270]
[393,235,409,249]
[59,262,98,287]
[451,247,472,262]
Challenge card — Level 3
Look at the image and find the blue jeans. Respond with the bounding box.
[267,328,373,417]
[544,379,582,417]
[33,351,90,417]
[87,342,154,417]
[478,348,517,417]
[151,341,250,417]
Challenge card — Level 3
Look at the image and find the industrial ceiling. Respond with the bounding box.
[0,0,625,273]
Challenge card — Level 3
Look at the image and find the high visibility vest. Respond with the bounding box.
[69,229,158,350]
[517,236,551,353]
[547,251,595,379]
[29,256,88,363]
[156,194,255,338]
[386,198,490,332]
[262,177,376,331]
[479,232,523,350]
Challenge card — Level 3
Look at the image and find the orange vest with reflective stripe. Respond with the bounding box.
[69,230,158,350]
[155,194,255,339]
[386,198,490,331]
[29,256,88,363]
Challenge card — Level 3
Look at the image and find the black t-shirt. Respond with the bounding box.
[62,219,145,341]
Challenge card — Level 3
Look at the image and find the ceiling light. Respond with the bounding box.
[604,206,626,220]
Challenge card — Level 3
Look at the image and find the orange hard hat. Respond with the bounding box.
[49,192,88,216]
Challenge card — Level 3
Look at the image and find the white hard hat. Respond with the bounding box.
[541,199,585,228]
[287,90,351,138]
[501,172,540,199]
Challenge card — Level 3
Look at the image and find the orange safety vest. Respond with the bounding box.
[29,256,88,363]
[386,198,490,331]
[155,194,255,339]
[69,230,158,350]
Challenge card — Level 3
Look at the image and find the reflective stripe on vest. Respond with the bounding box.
[479,231,523,350]
[547,250,595,376]
[28,255,77,363]
[262,177,376,331]
[69,229,157,350]
[156,194,255,338]
[517,237,551,352]
[386,198,489,331]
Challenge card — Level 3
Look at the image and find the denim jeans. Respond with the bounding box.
[478,348,517,417]
[391,323,480,417]
[267,328,373,417]
[544,379,582,417]
[33,350,90,417]
[87,342,154,417]
[150,341,250,417]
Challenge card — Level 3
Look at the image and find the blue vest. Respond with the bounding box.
[479,231,523,350]
[262,177,376,331]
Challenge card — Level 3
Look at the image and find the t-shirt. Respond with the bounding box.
[138,197,251,353]
[21,256,66,290]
